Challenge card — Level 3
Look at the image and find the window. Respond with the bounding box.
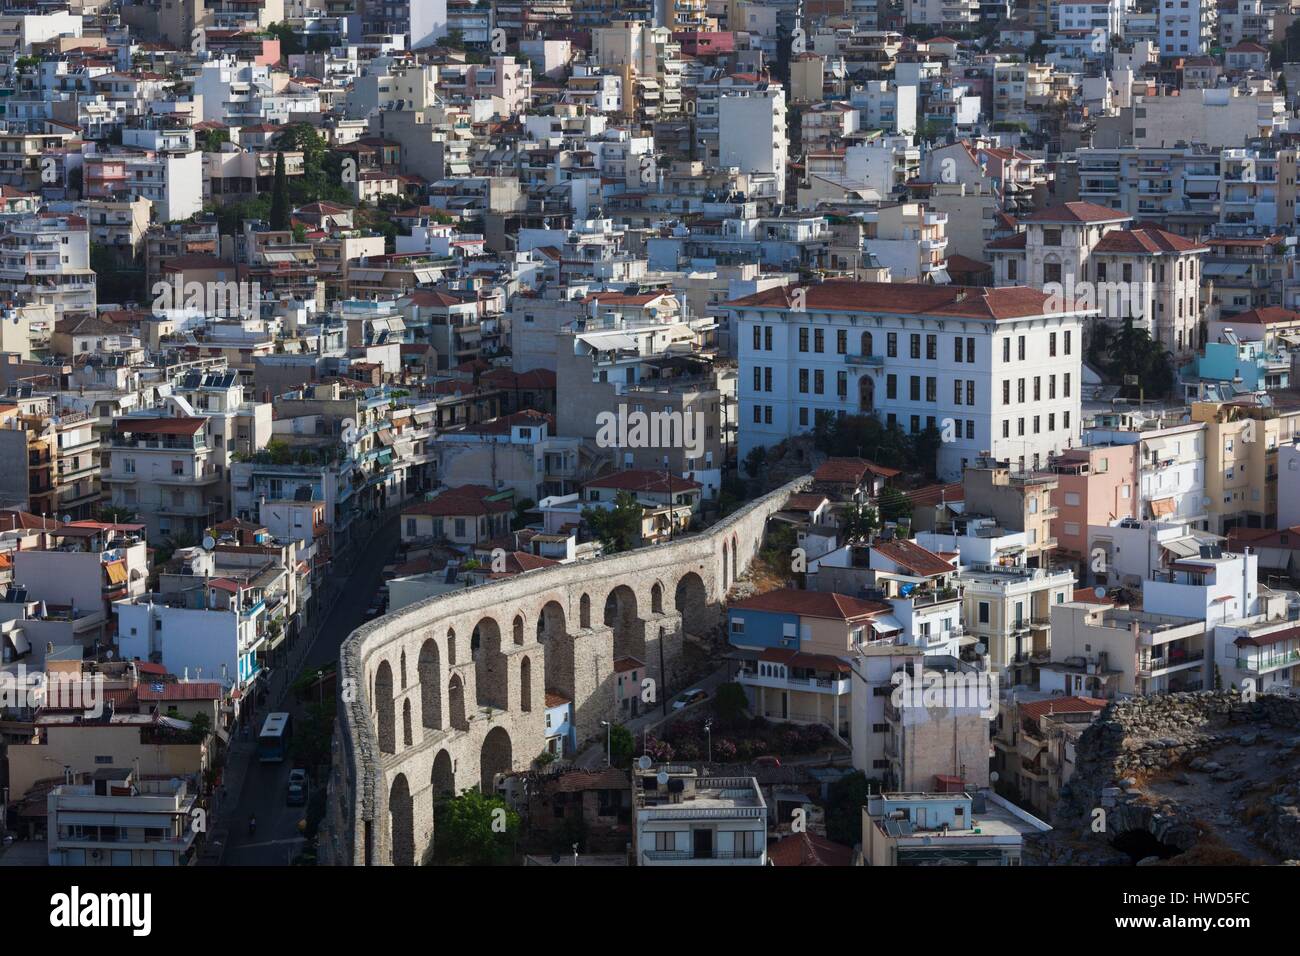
[837,370,848,398]
[1049,376,1056,400]
[1033,377,1041,401]
[1064,372,1071,397]
[887,332,898,357]
[1018,336,1026,360]
[1018,379,1025,403]
[926,334,937,360]
[979,602,990,623]
[926,377,936,402]
[1008,259,1018,281]
[910,415,920,434]
[765,407,772,424]
[886,374,897,399]
[966,420,975,439]
[954,379,963,405]
[1064,330,1072,355]
[799,369,809,394]
[910,376,921,401]
[954,337,964,362]
[1002,420,1010,438]
[798,328,809,352]
[752,326,761,350]
[1033,415,1040,434]
[1049,332,1057,356]
[753,367,762,391]
[753,405,762,424]
[910,333,921,359]
[1003,381,1011,404]
[966,381,975,405]
[765,326,773,350]
[1003,338,1011,362]
[814,370,824,394]
[837,329,847,354]
[764,368,772,392]
[1043,228,1061,246]
[814,328,824,353]
[654,831,674,852]
[967,338,975,363]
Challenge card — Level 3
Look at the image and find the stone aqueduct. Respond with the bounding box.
[321,478,808,865]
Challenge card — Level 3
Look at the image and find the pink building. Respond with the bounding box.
[1050,444,1138,570]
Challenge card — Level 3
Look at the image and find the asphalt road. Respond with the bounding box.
[220,515,400,865]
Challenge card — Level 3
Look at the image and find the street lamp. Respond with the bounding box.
[704,719,713,765]
[600,720,611,767]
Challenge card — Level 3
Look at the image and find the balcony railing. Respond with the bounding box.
[642,848,764,861]
[1237,650,1300,673]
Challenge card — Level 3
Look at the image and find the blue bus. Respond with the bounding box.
[258,712,292,763]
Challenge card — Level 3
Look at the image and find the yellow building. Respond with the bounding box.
[1192,400,1300,533]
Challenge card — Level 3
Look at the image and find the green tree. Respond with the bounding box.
[608,723,635,767]
[270,150,290,230]
[265,21,304,57]
[824,771,872,845]
[877,486,913,523]
[713,682,749,727]
[743,445,767,478]
[582,490,643,553]
[843,502,879,541]
[288,701,336,769]
[265,439,294,464]
[434,789,519,865]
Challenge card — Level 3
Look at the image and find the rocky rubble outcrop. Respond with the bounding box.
[1032,692,1300,865]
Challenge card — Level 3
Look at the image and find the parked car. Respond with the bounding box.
[672,689,707,710]
[287,769,309,806]
[754,755,781,768]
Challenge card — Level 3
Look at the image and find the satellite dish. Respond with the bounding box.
[656,771,670,786]
[1094,586,1106,599]
[105,650,115,660]
[974,642,986,656]
[637,755,652,770]
[990,771,1000,783]
[62,515,71,524]
[202,535,216,551]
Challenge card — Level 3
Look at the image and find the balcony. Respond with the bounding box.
[736,667,849,695]
[641,847,764,862]
[1137,650,1204,678]
[1236,650,1300,674]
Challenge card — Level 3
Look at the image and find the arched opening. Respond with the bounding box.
[471,617,508,710]
[402,699,413,748]
[731,535,738,583]
[722,544,729,590]
[512,614,525,646]
[859,375,874,412]
[520,655,532,712]
[537,600,573,701]
[374,660,396,755]
[579,593,591,628]
[446,628,457,666]
[480,726,512,794]
[388,774,414,866]
[651,582,664,614]
[399,650,407,689]
[448,674,468,730]
[1112,829,1185,864]
[418,638,442,730]
[604,585,644,660]
[860,330,873,356]
[675,572,709,636]
[431,749,454,799]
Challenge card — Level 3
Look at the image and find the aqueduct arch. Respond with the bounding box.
[325,477,809,866]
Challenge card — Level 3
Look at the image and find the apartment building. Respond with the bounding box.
[47,768,199,867]
[105,416,224,543]
[990,694,1107,818]
[1049,443,1139,575]
[1157,0,1216,56]
[850,644,993,790]
[1192,400,1300,533]
[731,281,1088,481]
[860,789,1051,865]
[0,214,96,320]
[632,765,767,865]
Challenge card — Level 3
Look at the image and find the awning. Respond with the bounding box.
[870,614,905,634]
[1150,497,1176,517]
[8,629,31,655]
[104,560,128,585]
[376,428,395,447]
[413,412,434,425]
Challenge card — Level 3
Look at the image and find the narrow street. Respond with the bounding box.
[215,515,400,865]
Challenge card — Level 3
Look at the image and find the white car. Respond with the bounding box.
[672,689,707,710]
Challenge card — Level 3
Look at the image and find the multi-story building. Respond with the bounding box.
[104,416,225,543]
[632,765,767,865]
[1157,0,1216,56]
[731,282,1088,481]
[860,789,1051,865]
[0,215,96,321]
[47,768,200,867]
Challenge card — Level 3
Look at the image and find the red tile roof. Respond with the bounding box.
[1225,306,1300,326]
[1019,695,1107,722]
[403,486,511,518]
[813,456,900,483]
[769,831,854,867]
[905,483,964,507]
[729,587,888,621]
[1234,624,1300,649]
[1093,227,1208,255]
[726,281,1061,320]
[137,681,225,701]
[871,538,954,577]
[1020,201,1132,224]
